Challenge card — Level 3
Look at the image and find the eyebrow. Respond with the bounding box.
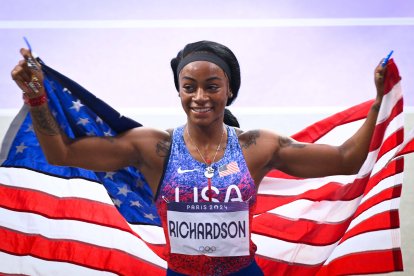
[181,76,223,82]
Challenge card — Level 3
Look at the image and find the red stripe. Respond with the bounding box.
[377,128,404,160]
[383,59,401,95]
[0,226,165,275]
[256,255,322,276]
[254,184,401,246]
[355,184,402,220]
[316,249,403,275]
[253,213,350,246]
[256,248,403,276]
[292,100,373,143]
[363,158,404,196]
[340,209,400,245]
[395,136,414,157]
[0,183,167,257]
[369,97,403,152]
[0,183,133,232]
[256,175,370,215]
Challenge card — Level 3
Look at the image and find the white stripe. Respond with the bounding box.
[252,233,338,265]
[324,229,401,264]
[383,113,404,142]
[267,196,362,223]
[0,167,112,204]
[377,82,402,124]
[129,224,166,245]
[347,198,400,231]
[0,207,167,268]
[358,148,380,177]
[258,174,356,196]
[315,119,364,146]
[255,229,401,266]
[361,172,403,204]
[1,18,414,29]
[371,146,400,176]
[0,251,117,276]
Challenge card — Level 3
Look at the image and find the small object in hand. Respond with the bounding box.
[26,57,39,71]
[26,76,42,93]
[381,50,394,67]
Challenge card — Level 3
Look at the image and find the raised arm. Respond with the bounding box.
[243,60,387,182]
[11,49,168,191]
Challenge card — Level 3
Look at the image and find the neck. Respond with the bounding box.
[186,120,225,144]
[185,122,226,164]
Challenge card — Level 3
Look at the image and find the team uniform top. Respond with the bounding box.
[155,125,257,275]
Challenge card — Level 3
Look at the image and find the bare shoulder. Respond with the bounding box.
[237,128,283,149]
[123,126,172,157]
[236,129,260,149]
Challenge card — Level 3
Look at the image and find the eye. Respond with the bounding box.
[207,84,219,91]
[182,84,195,93]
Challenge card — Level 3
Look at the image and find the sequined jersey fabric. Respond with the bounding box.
[155,125,257,275]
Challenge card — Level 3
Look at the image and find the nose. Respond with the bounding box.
[193,88,208,102]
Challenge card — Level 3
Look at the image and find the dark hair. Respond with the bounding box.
[223,108,240,128]
[171,40,241,106]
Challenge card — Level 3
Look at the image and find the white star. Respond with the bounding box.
[70,99,84,112]
[25,124,34,133]
[144,213,156,221]
[52,111,58,117]
[136,179,145,188]
[113,198,122,207]
[130,200,142,208]
[15,142,28,153]
[77,117,89,126]
[96,116,103,124]
[63,87,72,94]
[86,130,95,136]
[104,130,112,136]
[104,172,116,180]
[117,185,131,196]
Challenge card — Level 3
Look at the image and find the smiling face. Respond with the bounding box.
[179,61,231,127]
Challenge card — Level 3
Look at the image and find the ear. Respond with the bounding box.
[228,90,233,98]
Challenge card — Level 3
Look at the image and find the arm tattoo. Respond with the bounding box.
[156,139,170,157]
[278,136,306,148]
[371,102,381,112]
[241,130,260,149]
[30,105,60,136]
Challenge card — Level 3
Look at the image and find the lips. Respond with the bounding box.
[191,107,212,113]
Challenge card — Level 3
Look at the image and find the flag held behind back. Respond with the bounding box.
[0,57,412,275]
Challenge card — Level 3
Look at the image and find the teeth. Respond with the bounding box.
[192,108,211,112]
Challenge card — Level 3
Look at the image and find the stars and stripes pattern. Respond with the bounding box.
[0,58,412,275]
[218,161,240,177]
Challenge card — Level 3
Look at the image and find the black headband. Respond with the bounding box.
[176,52,232,81]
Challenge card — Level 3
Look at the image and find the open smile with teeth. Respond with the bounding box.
[191,107,212,113]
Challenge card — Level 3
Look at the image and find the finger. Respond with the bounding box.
[17,60,33,82]
[11,69,31,93]
[20,48,41,71]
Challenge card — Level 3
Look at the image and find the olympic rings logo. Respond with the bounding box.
[198,246,217,253]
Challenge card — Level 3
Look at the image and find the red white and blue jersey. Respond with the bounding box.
[155,125,257,275]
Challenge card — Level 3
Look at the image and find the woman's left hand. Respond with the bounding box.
[374,60,387,100]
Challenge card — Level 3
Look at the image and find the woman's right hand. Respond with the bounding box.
[11,48,45,99]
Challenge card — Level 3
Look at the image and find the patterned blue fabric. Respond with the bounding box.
[156,125,258,275]
[1,59,160,226]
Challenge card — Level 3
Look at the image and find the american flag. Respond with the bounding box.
[218,161,240,177]
[0,58,412,275]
